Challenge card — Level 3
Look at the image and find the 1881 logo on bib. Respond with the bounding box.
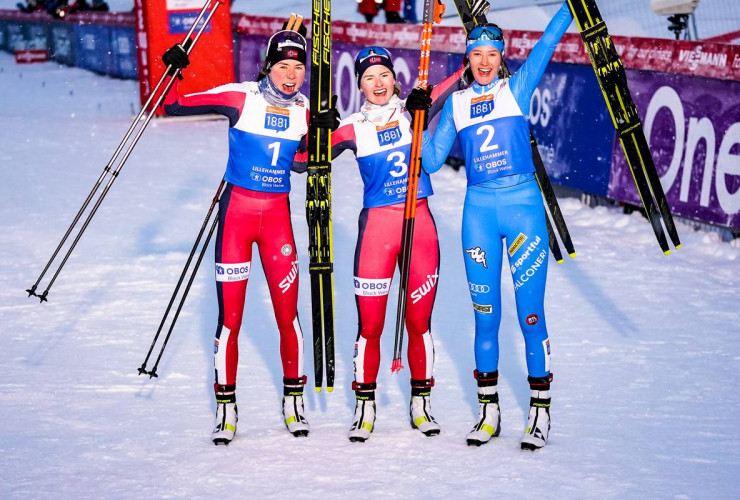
[376,120,402,147]
[265,106,290,131]
[470,94,494,119]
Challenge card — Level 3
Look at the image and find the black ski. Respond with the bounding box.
[307,1,335,392]
[566,0,680,253]
[453,0,575,262]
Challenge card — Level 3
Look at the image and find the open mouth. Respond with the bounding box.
[478,68,492,76]
[373,88,387,96]
[282,83,296,92]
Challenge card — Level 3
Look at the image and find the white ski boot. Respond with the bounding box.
[409,379,440,436]
[466,370,501,446]
[282,377,310,437]
[212,386,238,445]
[521,374,552,451]
[348,382,376,442]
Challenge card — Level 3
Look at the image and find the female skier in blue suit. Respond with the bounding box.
[406,1,573,450]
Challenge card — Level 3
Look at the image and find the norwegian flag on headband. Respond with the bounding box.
[369,56,381,64]
[286,49,299,59]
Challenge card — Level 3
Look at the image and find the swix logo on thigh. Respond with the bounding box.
[215,262,251,282]
[465,246,488,268]
[353,277,392,296]
[410,268,439,304]
[279,260,299,293]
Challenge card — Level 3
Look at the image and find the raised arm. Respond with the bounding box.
[162,78,246,128]
[510,0,573,113]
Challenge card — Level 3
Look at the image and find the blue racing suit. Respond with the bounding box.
[420,1,572,377]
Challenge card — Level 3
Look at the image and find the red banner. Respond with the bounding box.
[14,49,49,64]
[135,0,234,113]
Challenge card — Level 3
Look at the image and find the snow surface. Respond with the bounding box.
[2,52,740,499]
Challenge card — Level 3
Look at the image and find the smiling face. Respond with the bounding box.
[359,64,396,105]
[268,59,306,95]
[468,46,502,86]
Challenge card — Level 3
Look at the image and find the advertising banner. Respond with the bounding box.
[134,0,234,112]
[609,71,740,229]
[75,24,113,75]
[49,23,75,66]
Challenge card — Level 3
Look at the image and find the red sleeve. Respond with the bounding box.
[161,78,246,127]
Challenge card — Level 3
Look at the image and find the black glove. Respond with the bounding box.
[406,86,433,130]
[312,95,341,131]
[162,42,190,78]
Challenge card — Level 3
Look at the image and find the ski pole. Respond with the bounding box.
[145,185,223,379]
[27,0,225,303]
[138,179,225,376]
[391,0,445,373]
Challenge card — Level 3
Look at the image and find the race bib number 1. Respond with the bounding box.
[265,106,290,132]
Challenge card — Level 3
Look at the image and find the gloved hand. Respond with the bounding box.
[312,95,341,131]
[162,42,190,78]
[405,86,433,130]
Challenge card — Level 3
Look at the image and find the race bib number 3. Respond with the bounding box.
[376,121,402,147]
[470,95,494,119]
[265,106,290,132]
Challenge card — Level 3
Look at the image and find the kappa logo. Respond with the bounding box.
[465,246,488,268]
[526,314,539,325]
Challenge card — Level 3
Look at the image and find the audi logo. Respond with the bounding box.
[468,283,490,293]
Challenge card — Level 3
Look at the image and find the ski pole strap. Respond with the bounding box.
[527,373,553,391]
[474,369,499,386]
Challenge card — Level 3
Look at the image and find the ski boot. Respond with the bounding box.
[467,370,501,446]
[212,384,238,446]
[282,376,310,437]
[348,382,377,442]
[385,11,406,24]
[409,378,440,436]
[521,374,552,451]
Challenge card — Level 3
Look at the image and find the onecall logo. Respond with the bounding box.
[644,85,740,216]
